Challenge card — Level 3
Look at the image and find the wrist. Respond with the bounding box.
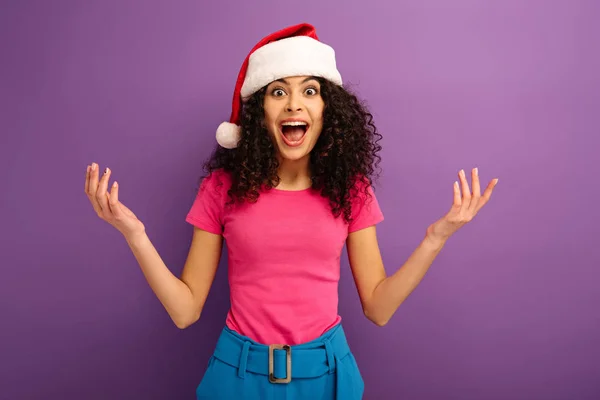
[423,231,448,251]
[124,230,148,247]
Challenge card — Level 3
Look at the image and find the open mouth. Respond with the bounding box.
[280,121,308,147]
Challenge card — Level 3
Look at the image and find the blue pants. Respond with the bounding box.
[196,323,364,399]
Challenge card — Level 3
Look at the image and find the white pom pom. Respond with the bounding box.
[216,122,241,149]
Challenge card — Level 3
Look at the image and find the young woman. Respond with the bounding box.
[84,23,498,399]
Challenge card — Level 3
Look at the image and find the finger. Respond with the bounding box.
[84,165,90,193]
[469,167,481,213]
[458,169,471,212]
[96,167,112,216]
[452,180,462,209]
[474,178,498,213]
[86,163,104,215]
[88,163,100,197]
[107,181,122,217]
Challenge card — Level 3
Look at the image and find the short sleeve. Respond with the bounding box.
[185,171,227,235]
[348,180,384,233]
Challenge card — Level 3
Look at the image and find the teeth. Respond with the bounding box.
[281,121,307,127]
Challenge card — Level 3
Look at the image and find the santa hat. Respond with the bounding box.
[216,23,343,149]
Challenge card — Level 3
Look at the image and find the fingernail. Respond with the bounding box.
[474,167,478,176]
[92,163,96,171]
[460,169,465,176]
[495,178,499,184]
[113,181,117,187]
[104,167,109,175]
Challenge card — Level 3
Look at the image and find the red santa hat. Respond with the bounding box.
[215,23,343,149]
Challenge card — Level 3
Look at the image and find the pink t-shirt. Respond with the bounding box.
[185,169,384,345]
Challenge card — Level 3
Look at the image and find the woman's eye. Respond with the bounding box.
[273,89,285,96]
[305,88,318,95]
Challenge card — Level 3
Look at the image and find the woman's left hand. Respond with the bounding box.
[426,167,498,245]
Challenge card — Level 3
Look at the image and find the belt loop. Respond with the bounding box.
[323,338,335,374]
[238,341,251,379]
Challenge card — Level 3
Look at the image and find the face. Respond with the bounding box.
[263,76,325,162]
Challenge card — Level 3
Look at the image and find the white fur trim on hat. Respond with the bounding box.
[216,122,241,149]
[240,36,342,99]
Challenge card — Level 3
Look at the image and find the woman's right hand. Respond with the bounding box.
[85,163,145,239]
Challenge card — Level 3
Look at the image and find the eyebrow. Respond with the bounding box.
[274,77,318,85]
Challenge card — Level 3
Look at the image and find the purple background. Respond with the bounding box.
[2,0,599,399]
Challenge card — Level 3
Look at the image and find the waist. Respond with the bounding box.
[213,322,350,382]
[227,288,340,345]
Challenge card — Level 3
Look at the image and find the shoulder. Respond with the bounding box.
[195,169,234,209]
[199,168,232,192]
[349,174,377,203]
[347,174,383,230]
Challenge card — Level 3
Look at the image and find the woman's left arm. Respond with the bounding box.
[347,167,498,326]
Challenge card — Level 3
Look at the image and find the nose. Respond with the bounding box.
[285,93,303,112]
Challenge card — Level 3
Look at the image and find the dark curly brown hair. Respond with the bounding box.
[199,77,383,224]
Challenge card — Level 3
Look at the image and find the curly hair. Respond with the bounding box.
[200,77,383,224]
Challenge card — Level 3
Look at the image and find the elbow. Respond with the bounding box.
[174,319,191,330]
[363,308,389,327]
[370,317,389,327]
[173,310,201,330]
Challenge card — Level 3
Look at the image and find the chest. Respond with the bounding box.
[222,191,348,262]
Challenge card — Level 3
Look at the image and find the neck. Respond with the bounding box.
[275,156,312,190]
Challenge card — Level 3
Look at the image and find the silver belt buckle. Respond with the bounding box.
[268,344,291,383]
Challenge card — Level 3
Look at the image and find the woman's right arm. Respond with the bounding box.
[125,227,222,329]
[85,162,222,329]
